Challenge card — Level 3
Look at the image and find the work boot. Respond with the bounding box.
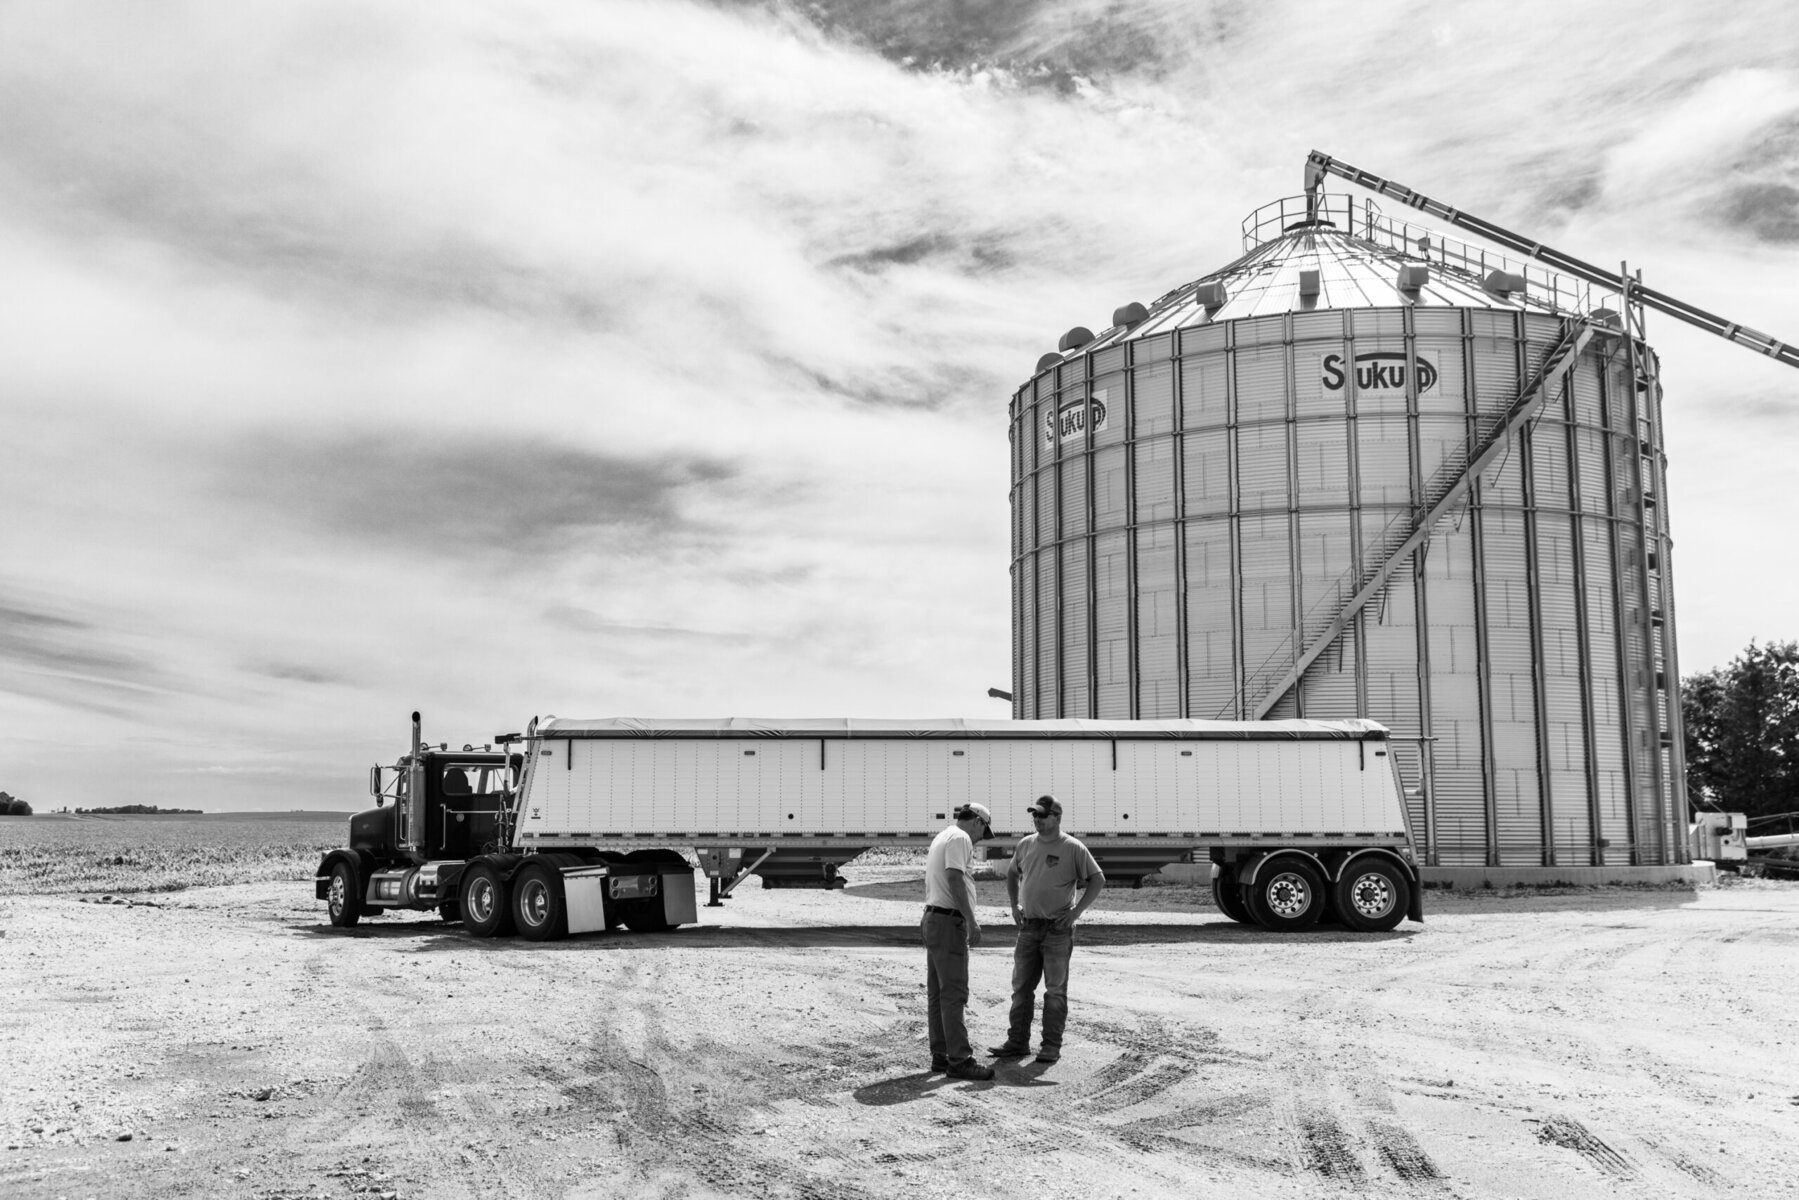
[987,1042,1030,1058]
[945,1058,995,1081]
[930,1055,949,1072]
[1033,1048,1060,1064]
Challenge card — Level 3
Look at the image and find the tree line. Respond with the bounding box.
[1683,640,1799,822]
[0,791,30,816]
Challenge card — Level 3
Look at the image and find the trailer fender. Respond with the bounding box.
[1237,849,1326,889]
[314,849,378,901]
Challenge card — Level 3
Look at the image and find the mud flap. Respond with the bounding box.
[563,866,610,936]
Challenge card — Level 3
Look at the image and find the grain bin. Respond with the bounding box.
[1008,194,1684,872]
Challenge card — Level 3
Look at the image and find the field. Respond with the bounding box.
[0,812,349,896]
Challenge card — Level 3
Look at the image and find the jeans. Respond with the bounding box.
[1005,918,1073,1051]
[922,909,971,1062]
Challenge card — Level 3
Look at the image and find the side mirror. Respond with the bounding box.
[369,765,382,797]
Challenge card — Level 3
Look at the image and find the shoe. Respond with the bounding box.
[945,1058,995,1081]
[988,1043,1030,1058]
[930,1056,949,1072]
[1033,1049,1060,1064]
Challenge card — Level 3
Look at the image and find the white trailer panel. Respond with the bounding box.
[515,718,1411,846]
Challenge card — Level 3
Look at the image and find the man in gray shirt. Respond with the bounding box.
[989,794,1104,1065]
[922,803,995,1080]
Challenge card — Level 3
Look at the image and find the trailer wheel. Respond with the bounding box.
[1333,859,1410,933]
[326,861,362,928]
[512,863,567,942]
[1210,866,1254,925]
[461,864,515,938]
[619,898,671,933]
[1244,857,1325,932]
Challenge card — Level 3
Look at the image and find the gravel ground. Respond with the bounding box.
[2,869,1797,1198]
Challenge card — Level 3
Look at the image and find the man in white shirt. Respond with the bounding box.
[988,794,1104,1065]
[922,803,995,1081]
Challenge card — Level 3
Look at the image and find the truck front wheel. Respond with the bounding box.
[326,861,363,928]
[512,864,567,942]
[1244,857,1325,932]
[461,864,515,938]
[1333,859,1410,933]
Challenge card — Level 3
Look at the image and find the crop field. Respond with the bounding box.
[0,812,350,897]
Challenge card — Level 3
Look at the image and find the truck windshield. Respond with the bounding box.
[441,765,507,796]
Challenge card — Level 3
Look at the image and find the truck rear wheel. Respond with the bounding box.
[1333,859,1410,933]
[619,898,671,933]
[461,863,515,938]
[512,863,567,942]
[1244,857,1325,932]
[1210,865,1254,925]
[326,861,363,928]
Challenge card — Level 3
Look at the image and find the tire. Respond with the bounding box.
[1332,858,1411,933]
[1210,865,1254,925]
[461,863,515,938]
[1244,856,1326,932]
[619,897,671,933]
[512,863,567,942]
[326,861,363,928]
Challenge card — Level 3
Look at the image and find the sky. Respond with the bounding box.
[2,0,1797,812]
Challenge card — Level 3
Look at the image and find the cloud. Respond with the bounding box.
[0,592,168,715]
[215,433,741,555]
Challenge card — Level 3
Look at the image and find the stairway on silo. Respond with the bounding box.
[1228,320,1599,721]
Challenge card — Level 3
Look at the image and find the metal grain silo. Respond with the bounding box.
[1009,194,1685,875]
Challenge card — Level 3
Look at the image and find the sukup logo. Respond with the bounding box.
[1321,351,1438,395]
[1042,389,1110,449]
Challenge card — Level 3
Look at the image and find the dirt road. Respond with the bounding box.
[3,871,1797,1198]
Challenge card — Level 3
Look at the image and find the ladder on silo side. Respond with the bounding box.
[1239,321,1597,721]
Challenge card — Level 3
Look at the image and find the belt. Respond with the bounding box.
[923,905,960,916]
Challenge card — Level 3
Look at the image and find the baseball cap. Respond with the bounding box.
[954,802,993,826]
[1026,795,1063,818]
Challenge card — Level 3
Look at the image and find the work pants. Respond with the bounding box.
[922,909,972,1062]
[1005,918,1073,1052]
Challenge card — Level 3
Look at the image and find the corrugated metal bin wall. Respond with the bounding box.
[1010,299,1684,869]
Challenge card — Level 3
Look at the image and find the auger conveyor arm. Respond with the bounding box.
[1305,150,1799,370]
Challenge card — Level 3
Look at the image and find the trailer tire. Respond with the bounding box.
[1333,859,1410,933]
[1210,866,1254,925]
[1244,857,1325,932]
[326,861,362,928]
[512,863,567,942]
[461,863,514,938]
[620,898,671,933]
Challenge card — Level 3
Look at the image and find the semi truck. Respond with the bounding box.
[316,712,1424,939]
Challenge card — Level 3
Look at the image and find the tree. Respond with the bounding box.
[0,792,30,816]
[1683,640,1799,821]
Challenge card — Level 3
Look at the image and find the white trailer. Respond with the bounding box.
[508,715,1422,934]
[316,713,1422,939]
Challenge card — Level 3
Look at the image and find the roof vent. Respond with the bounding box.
[1058,326,1095,352]
[1395,264,1429,291]
[1035,352,1064,373]
[1112,301,1149,329]
[1483,270,1527,297]
[1193,281,1228,310]
[1297,269,1321,298]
